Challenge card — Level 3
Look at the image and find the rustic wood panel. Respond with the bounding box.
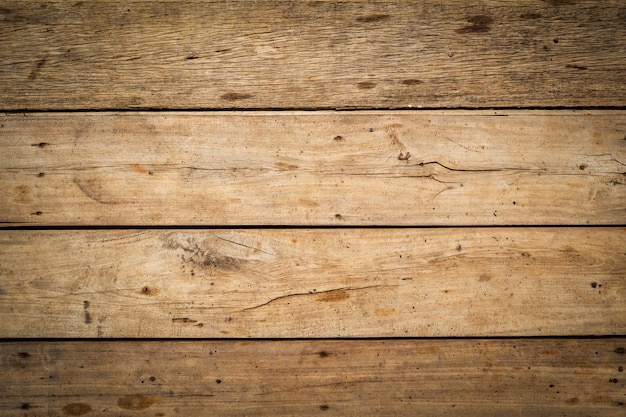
[1,1,625,110]
[0,228,623,338]
[2,111,625,226]
[1,339,625,416]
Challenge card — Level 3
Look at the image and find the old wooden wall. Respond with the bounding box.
[0,1,625,415]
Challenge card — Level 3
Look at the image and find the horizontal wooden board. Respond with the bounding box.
[0,228,624,338]
[1,339,625,416]
[1,1,625,109]
[1,111,625,226]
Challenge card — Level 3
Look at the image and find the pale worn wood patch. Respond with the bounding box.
[0,1,625,109]
[1,111,624,226]
[1,339,624,416]
[0,228,623,338]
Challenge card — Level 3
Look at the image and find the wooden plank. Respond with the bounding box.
[1,1,625,110]
[1,339,625,416]
[1,111,625,226]
[0,228,623,338]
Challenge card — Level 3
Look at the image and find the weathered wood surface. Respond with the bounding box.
[0,228,623,338]
[1,1,625,110]
[2,111,625,226]
[1,339,625,416]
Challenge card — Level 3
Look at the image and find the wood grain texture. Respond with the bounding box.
[1,111,625,226]
[0,228,623,338]
[1,339,625,416]
[1,1,625,110]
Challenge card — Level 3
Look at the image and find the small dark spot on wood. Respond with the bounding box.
[456,244,462,251]
[140,286,157,296]
[37,172,45,177]
[215,48,231,53]
[74,1,84,6]
[619,366,623,372]
[521,252,531,257]
[566,397,579,405]
[398,152,411,161]
[20,403,31,410]
[319,405,330,411]
[186,55,198,60]
[549,384,555,388]
[150,376,156,381]
[402,79,423,85]
[512,201,516,205]
[615,347,625,354]
[317,351,330,358]
[479,274,492,282]
[172,317,198,324]
[542,0,577,5]
[553,38,559,43]
[131,164,148,174]
[613,401,625,407]
[83,300,92,324]
[456,15,493,34]
[356,14,389,23]
[216,379,222,384]
[15,352,30,358]
[579,164,587,170]
[566,64,588,70]
[591,282,597,288]
[221,93,253,101]
[520,12,542,19]
[32,142,49,148]
[369,128,374,132]
[610,378,618,383]
[274,162,299,171]
[148,171,154,175]
[31,211,43,216]
[28,57,47,81]
[62,403,92,416]
[333,135,344,141]
[117,396,158,411]
[357,82,376,90]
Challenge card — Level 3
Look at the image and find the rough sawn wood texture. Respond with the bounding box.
[1,340,625,416]
[0,228,624,338]
[1,111,624,226]
[0,1,625,109]
[0,1,624,416]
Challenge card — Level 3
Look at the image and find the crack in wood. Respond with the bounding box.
[216,236,275,255]
[239,284,398,313]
